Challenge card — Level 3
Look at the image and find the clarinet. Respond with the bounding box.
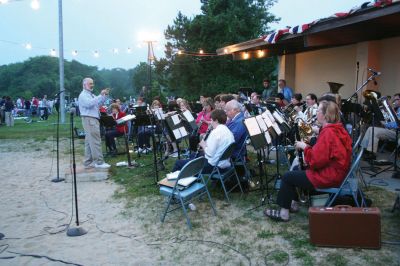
[294,122,305,170]
[195,126,212,157]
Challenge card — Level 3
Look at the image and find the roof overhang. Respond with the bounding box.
[217,2,400,60]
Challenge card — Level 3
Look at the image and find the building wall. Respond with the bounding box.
[379,36,400,96]
[280,36,400,99]
[294,45,357,98]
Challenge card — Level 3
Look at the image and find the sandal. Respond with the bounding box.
[264,208,289,222]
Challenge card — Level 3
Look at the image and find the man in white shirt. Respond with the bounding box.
[78,77,110,169]
[172,109,235,173]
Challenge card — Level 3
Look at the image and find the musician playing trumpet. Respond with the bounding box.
[264,100,352,222]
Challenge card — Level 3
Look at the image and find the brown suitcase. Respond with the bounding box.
[309,205,381,249]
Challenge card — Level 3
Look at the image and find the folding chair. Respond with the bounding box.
[160,156,216,229]
[316,149,366,207]
[352,133,367,189]
[232,136,251,183]
[207,142,244,201]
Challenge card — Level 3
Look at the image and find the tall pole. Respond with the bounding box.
[147,41,156,99]
[58,0,66,123]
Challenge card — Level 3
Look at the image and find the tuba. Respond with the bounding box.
[328,82,344,94]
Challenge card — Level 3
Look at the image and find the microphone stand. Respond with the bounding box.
[67,111,87,237]
[51,93,65,183]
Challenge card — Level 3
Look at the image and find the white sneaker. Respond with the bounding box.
[94,162,111,169]
[171,152,179,158]
[135,148,143,154]
[84,163,95,169]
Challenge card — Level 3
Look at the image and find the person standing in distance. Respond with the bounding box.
[78,77,110,169]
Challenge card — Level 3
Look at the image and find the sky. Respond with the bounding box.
[0,0,367,70]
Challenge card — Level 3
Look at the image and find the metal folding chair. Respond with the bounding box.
[160,156,216,229]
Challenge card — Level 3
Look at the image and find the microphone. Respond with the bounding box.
[368,68,381,76]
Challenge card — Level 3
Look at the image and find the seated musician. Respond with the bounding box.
[362,93,400,160]
[195,97,214,136]
[291,93,305,119]
[136,100,157,153]
[249,94,263,115]
[265,100,352,222]
[225,99,248,160]
[302,93,318,121]
[219,94,235,110]
[172,109,235,173]
[105,103,127,155]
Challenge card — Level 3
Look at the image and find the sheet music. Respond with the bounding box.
[264,110,276,122]
[171,114,180,125]
[116,114,136,124]
[153,108,165,120]
[172,127,188,139]
[182,110,195,122]
[261,112,273,128]
[264,131,272,144]
[256,115,268,131]
[271,122,282,136]
[244,117,262,136]
[273,111,285,124]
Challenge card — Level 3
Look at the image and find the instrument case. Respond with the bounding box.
[308,205,381,249]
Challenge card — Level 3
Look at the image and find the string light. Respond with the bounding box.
[25,43,32,50]
[257,50,265,58]
[71,50,78,56]
[50,48,57,57]
[112,48,119,54]
[243,52,249,60]
[199,49,204,54]
[127,47,132,53]
[177,50,182,55]
[93,50,99,58]
[30,0,40,10]
[224,48,228,54]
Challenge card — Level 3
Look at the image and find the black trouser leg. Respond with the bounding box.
[277,170,314,209]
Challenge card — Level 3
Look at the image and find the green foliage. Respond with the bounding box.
[0,56,136,100]
[155,0,279,99]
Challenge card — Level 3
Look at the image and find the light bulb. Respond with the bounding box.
[50,49,57,57]
[30,0,40,10]
[72,50,78,56]
[25,43,32,50]
[127,47,131,53]
[199,49,204,54]
[93,51,99,58]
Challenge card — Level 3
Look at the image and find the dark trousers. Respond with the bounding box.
[105,129,123,151]
[277,170,314,209]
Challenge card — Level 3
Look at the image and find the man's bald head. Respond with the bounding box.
[225,99,241,119]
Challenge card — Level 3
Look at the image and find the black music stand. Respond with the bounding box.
[100,115,117,154]
[243,112,281,206]
[116,114,137,168]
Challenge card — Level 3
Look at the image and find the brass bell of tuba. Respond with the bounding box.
[327,82,344,94]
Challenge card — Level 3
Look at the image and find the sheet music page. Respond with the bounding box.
[182,110,195,122]
[153,108,165,120]
[116,114,136,124]
[264,131,272,144]
[172,128,181,139]
[171,114,180,125]
[273,111,285,124]
[256,115,268,131]
[271,122,282,136]
[264,110,276,122]
[244,117,262,136]
[261,113,273,128]
[179,127,188,137]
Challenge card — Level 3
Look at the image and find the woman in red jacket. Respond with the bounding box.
[105,103,127,155]
[265,100,352,222]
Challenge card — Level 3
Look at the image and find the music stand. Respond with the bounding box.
[116,114,137,168]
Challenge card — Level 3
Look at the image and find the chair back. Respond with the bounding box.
[178,156,206,180]
[234,136,248,161]
[218,142,236,162]
[352,133,363,157]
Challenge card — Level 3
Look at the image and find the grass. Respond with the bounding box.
[3,119,400,265]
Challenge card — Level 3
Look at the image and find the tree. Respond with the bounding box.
[155,0,279,99]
